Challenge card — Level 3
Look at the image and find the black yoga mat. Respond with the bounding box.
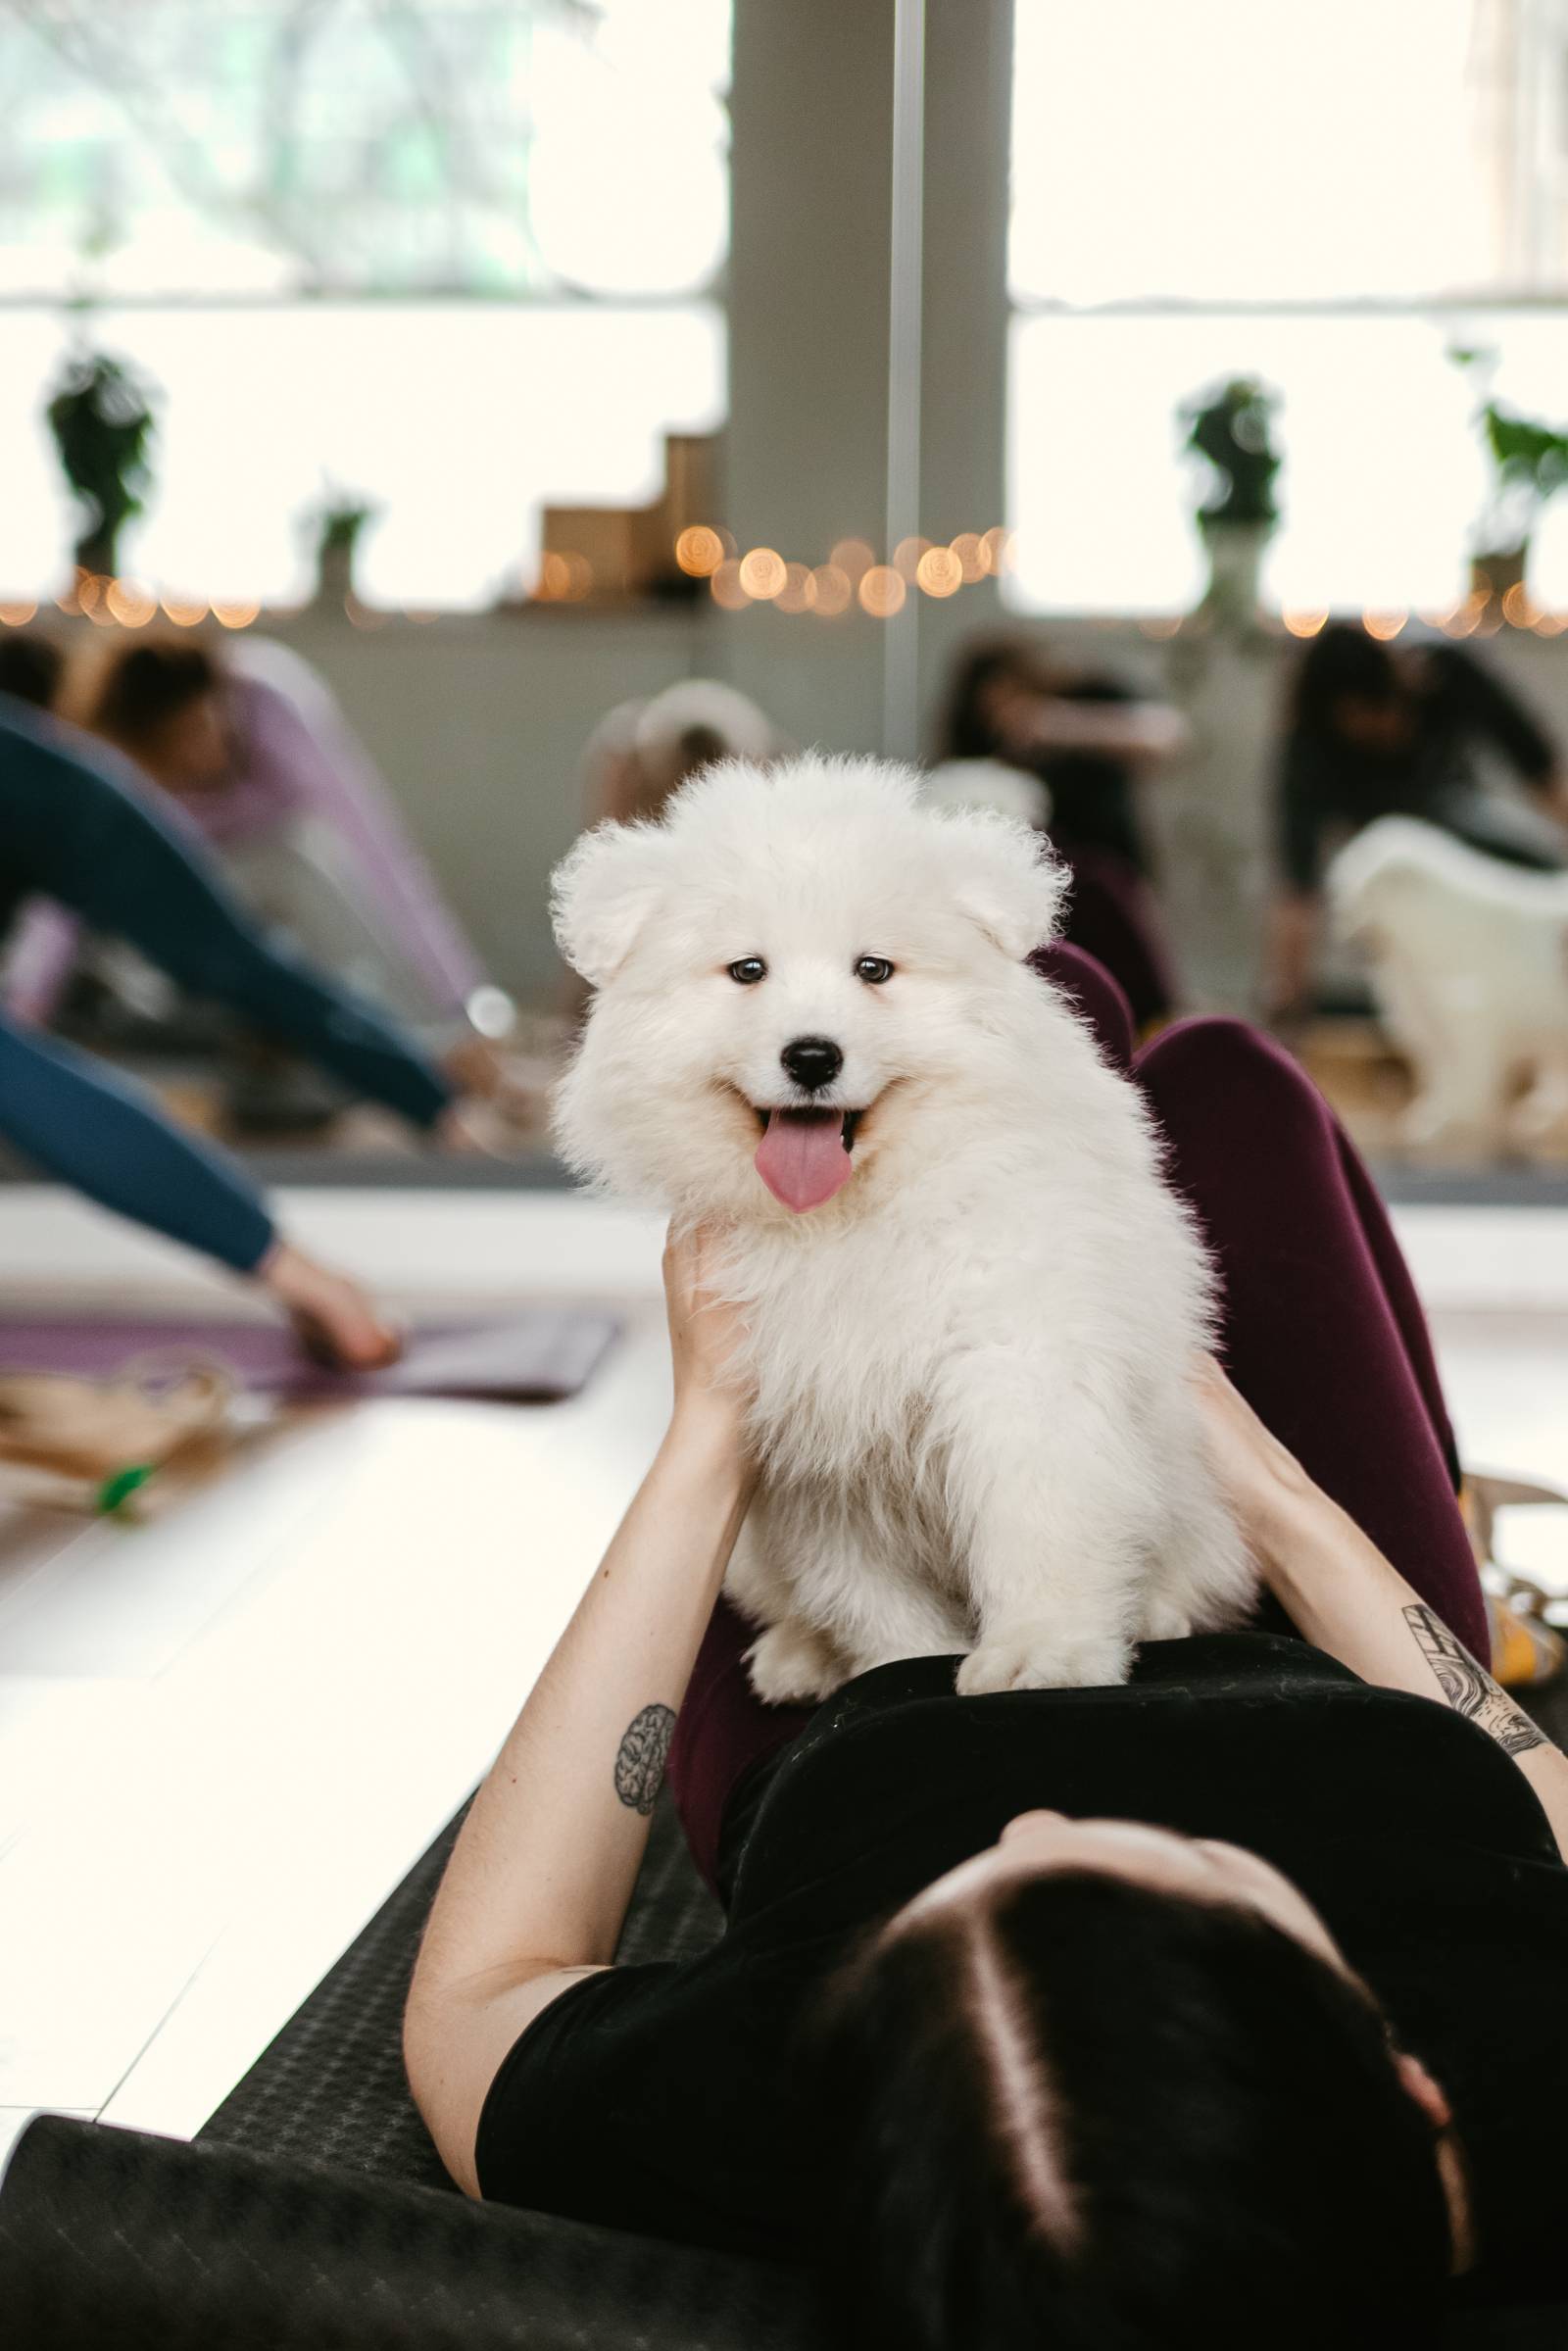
[0,1796,1561,2347]
[0,2116,812,2351]
[197,1788,721,2187]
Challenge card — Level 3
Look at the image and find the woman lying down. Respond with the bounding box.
[404,998,1568,2349]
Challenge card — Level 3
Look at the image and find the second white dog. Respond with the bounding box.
[1328,815,1568,1160]
[553,755,1252,1700]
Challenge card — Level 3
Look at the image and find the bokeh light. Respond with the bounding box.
[829,537,875,583]
[893,534,932,580]
[915,545,962,598]
[0,598,38,626]
[1500,581,1539,627]
[105,578,158,626]
[979,525,1013,575]
[808,563,852,617]
[536,551,594,603]
[161,593,209,626]
[774,561,814,613]
[212,597,262,628]
[858,563,906,617]
[738,546,787,600]
[1282,606,1330,637]
[1362,607,1407,640]
[674,524,725,577]
[709,559,749,611]
[950,531,987,584]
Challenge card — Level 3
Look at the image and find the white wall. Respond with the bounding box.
[253,605,702,1005]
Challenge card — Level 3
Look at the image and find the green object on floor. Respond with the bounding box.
[94,1462,155,1515]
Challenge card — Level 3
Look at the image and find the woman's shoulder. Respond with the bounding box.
[473,1941,818,2258]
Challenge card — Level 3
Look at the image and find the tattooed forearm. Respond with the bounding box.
[612,1702,677,1814]
[1402,1604,1545,1757]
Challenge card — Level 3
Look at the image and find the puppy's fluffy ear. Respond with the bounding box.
[551,820,670,987]
[945,811,1070,959]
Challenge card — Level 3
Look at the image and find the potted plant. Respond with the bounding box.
[306,490,380,610]
[1466,398,1568,608]
[1180,375,1281,622]
[45,350,157,584]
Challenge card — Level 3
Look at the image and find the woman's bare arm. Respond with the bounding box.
[1194,1356,1568,1859]
[1004,694,1190,769]
[404,1227,756,2193]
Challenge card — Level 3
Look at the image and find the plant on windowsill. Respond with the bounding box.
[1180,375,1281,625]
[1452,352,1568,608]
[45,350,158,587]
[306,491,381,612]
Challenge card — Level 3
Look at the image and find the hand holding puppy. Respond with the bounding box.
[662,1222,753,1436]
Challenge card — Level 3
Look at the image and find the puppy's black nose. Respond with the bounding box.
[780,1035,843,1093]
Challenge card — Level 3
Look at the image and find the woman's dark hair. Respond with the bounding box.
[806,1871,1451,2350]
[1288,621,1402,740]
[938,635,1055,761]
[86,639,221,748]
[0,631,65,710]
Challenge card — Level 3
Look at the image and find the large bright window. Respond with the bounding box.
[0,0,730,605]
[1006,0,1568,613]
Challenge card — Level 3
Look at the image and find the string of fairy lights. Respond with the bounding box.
[1,536,1562,640]
[668,523,1015,617]
[0,577,263,631]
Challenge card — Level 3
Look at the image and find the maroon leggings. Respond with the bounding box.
[1056,845,1180,1031]
[665,944,1485,1891]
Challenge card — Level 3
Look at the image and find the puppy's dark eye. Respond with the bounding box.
[727,956,767,985]
[856,955,895,985]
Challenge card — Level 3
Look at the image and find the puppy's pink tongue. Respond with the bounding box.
[755,1109,855,1212]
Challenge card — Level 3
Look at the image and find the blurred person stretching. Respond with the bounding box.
[939,634,1188,1030]
[8,634,511,1097]
[0,692,477,1365]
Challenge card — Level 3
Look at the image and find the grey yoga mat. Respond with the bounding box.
[0,1307,620,1402]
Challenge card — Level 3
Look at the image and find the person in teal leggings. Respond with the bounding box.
[0,697,462,1365]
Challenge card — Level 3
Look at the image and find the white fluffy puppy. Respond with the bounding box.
[1328,815,1568,1159]
[553,755,1251,1700]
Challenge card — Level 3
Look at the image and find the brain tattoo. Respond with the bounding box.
[613,1702,677,1815]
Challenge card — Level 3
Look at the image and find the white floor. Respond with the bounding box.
[1,1184,1565,2180]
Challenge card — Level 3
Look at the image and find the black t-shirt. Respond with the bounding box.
[1278,641,1560,892]
[475,1634,1568,2286]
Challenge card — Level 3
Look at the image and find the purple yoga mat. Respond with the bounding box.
[0,1309,620,1402]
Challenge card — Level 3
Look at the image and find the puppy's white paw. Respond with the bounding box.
[956,1624,1131,1695]
[746,1618,847,1706]
[1140,1595,1194,1642]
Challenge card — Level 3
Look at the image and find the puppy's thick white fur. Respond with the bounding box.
[1329,815,1568,1160]
[554,755,1252,1699]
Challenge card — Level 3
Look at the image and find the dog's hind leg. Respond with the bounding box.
[751,1504,969,1691]
[1142,1469,1254,1641]
[938,1360,1144,1693]
[1510,1049,1568,1158]
[826,1565,972,1680]
[728,1491,858,1704]
[745,1616,853,1705]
